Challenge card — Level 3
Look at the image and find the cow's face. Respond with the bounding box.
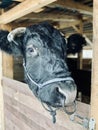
[1,22,77,108]
[22,23,77,107]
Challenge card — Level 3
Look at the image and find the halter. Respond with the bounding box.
[23,63,74,89]
[23,60,76,123]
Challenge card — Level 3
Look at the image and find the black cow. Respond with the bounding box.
[0,22,86,123]
[67,33,86,54]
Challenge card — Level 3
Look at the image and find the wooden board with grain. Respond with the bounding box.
[91,0,98,129]
[13,57,24,81]
[2,77,90,130]
[0,52,5,130]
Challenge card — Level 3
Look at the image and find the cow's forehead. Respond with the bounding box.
[23,29,52,48]
[27,22,54,32]
[22,23,66,59]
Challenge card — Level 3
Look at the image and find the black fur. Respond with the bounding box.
[0,30,23,56]
[0,30,12,53]
[67,33,87,54]
[0,22,77,109]
[0,24,86,56]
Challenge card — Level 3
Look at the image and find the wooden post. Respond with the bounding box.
[2,53,13,78]
[77,19,83,70]
[0,51,5,130]
[91,0,98,129]
[0,24,13,78]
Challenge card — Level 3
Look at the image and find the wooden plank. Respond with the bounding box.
[21,12,79,21]
[13,57,24,81]
[77,20,83,70]
[83,34,92,47]
[13,0,25,2]
[10,20,80,30]
[4,98,66,130]
[91,0,98,129]
[0,0,56,24]
[72,25,80,33]
[3,83,68,130]
[0,52,5,130]
[58,21,81,30]
[5,108,36,130]
[14,0,44,13]
[5,117,20,130]
[50,0,93,15]
[2,77,90,130]
[2,53,13,78]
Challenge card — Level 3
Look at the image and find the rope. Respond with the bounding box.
[41,101,59,123]
[63,101,77,115]
[23,60,74,89]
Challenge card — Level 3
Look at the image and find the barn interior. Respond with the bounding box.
[0,0,93,130]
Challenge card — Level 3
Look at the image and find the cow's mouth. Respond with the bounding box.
[40,84,77,123]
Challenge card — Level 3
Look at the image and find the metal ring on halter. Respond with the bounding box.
[63,101,77,115]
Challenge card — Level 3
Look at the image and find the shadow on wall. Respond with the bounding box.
[67,58,91,104]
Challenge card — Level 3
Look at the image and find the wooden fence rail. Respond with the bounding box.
[2,77,90,130]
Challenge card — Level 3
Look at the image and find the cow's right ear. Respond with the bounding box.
[0,27,26,56]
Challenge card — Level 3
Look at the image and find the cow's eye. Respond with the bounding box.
[27,47,34,53]
[27,47,39,57]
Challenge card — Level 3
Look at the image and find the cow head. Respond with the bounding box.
[0,22,77,113]
[67,33,86,54]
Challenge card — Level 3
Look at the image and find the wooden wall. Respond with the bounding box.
[90,0,98,129]
[2,77,90,130]
[13,56,24,82]
[0,52,5,130]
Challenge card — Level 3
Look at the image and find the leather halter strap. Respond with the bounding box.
[23,61,74,89]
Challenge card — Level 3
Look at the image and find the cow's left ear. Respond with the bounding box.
[0,27,26,56]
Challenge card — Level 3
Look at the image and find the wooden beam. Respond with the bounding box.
[82,0,92,4]
[83,34,92,47]
[64,32,92,38]
[72,25,80,33]
[13,0,45,13]
[22,12,79,21]
[2,53,14,78]
[8,15,80,29]
[91,0,98,129]
[49,0,93,15]
[13,0,25,1]
[34,8,44,13]
[0,52,5,130]
[77,20,83,70]
[10,17,92,30]
[58,21,81,29]
[0,0,56,24]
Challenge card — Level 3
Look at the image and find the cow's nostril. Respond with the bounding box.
[55,87,59,93]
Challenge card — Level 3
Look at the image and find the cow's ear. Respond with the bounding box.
[0,27,26,56]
